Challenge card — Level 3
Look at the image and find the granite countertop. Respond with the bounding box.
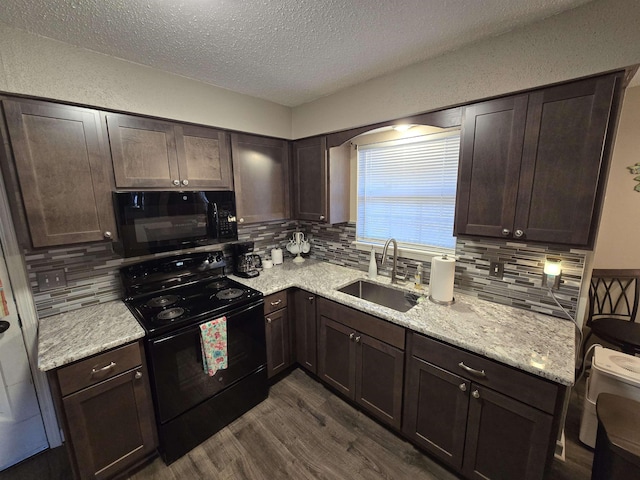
[37,259,575,386]
[38,301,145,371]
[230,259,576,386]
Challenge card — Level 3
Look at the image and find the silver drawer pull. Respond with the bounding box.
[459,383,467,392]
[472,390,480,399]
[270,299,282,306]
[135,371,142,380]
[458,362,486,378]
[91,361,116,376]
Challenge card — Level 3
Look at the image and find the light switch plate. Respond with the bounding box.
[37,269,67,291]
[489,261,504,279]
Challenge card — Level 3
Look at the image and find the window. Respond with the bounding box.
[356,130,460,256]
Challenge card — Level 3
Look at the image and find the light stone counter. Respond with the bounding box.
[38,301,144,371]
[231,259,576,386]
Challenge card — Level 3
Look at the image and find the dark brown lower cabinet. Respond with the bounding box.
[49,342,157,480]
[317,298,405,429]
[403,333,560,480]
[264,291,293,378]
[462,385,553,480]
[293,290,317,374]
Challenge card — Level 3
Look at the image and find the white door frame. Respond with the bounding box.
[0,168,61,447]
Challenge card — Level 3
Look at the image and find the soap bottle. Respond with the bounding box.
[368,248,377,279]
[415,262,423,289]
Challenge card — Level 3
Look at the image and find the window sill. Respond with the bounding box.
[353,241,454,263]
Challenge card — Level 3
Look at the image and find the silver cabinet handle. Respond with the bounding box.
[91,361,116,376]
[266,317,272,324]
[458,362,486,378]
[355,336,361,343]
[239,218,245,224]
[501,228,510,236]
[472,390,480,399]
[218,376,223,382]
[308,296,315,302]
[182,179,189,186]
[459,383,467,392]
[270,299,282,306]
[172,179,180,186]
[514,229,524,238]
[319,215,325,221]
[134,371,142,379]
[103,231,112,239]
[349,332,355,341]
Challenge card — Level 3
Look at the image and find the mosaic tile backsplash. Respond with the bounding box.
[26,219,585,320]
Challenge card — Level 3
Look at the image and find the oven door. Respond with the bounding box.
[146,301,265,424]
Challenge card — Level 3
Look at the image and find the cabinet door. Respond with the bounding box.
[3,99,116,247]
[231,133,290,224]
[175,125,232,190]
[454,95,528,238]
[292,136,327,222]
[462,385,554,480]
[293,290,317,374]
[355,333,404,429]
[106,113,179,188]
[403,356,470,469]
[318,315,356,398]
[63,368,156,480]
[265,307,292,378]
[515,74,617,245]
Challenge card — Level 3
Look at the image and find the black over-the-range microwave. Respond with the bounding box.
[113,191,238,257]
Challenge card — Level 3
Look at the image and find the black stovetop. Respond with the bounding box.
[120,251,263,337]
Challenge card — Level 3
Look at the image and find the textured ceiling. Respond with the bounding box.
[0,0,594,106]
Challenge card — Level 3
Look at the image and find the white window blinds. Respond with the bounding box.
[356,131,460,253]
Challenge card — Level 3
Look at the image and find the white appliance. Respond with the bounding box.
[579,346,640,447]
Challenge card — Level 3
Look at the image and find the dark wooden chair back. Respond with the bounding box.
[587,269,640,326]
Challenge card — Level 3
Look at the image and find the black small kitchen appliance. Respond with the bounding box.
[232,241,261,278]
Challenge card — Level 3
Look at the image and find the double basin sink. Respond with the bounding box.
[337,279,421,312]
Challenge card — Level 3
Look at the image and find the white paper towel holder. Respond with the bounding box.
[428,295,455,306]
[428,253,456,306]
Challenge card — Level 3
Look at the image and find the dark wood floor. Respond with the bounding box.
[0,368,594,480]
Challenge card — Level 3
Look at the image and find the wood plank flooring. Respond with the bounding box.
[1,368,595,480]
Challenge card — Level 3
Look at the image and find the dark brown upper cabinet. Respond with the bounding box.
[292,136,350,224]
[3,98,117,248]
[455,72,623,247]
[106,113,232,190]
[231,133,290,225]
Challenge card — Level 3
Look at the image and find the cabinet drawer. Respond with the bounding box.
[57,342,142,397]
[317,297,405,350]
[410,333,558,414]
[264,291,288,315]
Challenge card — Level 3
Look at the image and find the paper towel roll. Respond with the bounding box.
[429,255,455,304]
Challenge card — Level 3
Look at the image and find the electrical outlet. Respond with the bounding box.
[37,269,67,291]
[489,261,504,279]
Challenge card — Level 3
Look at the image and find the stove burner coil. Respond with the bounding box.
[214,288,244,301]
[146,295,180,308]
[206,279,229,290]
[156,307,186,321]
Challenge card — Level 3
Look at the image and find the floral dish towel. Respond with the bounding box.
[199,316,228,376]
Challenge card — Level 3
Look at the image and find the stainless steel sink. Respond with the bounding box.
[337,280,420,312]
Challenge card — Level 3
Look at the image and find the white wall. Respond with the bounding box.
[0,25,292,139]
[292,0,640,138]
[593,85,640,268]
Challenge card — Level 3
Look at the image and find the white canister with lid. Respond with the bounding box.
[271,248,283,265]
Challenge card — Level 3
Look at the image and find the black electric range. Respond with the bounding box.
[121,251,263,338]
[119,251,268,464]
